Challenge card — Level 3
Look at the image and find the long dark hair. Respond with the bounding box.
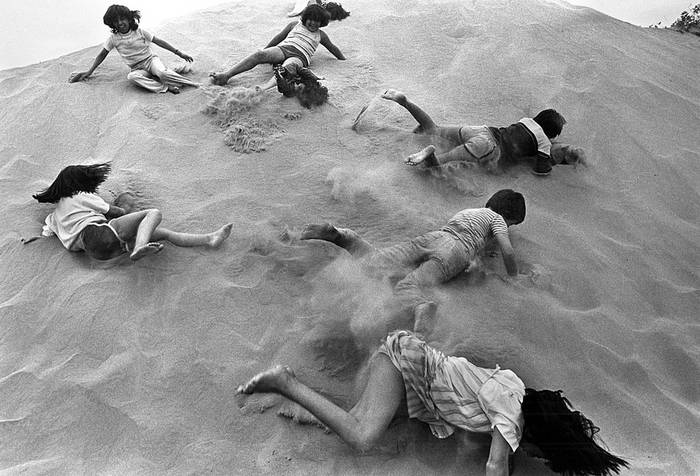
[522,389,629,475]
[33,163,111,204]
[323,2,350,21]
[103,5,141,33]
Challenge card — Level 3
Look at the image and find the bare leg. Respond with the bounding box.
[151,223,233,248]
[210,47,286,85]
[108,209,164,260]
[381,89,439,133]
[405,144,477,167]
[300,223,374,257]
[255,75,279,92]
[395,259,445,335]
[238,353,404,451]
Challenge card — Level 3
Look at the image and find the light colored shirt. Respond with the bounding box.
[103,28,155,69]
[42,193,109,251]
[441,208,509,255]
[279,22,321,65]
[432,356,525,451]
[380,330,526,452]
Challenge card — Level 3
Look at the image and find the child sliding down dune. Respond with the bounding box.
[238,330,629,476]
[69,4,199,94]
[380,89,586,176]
[33,163,232,261]
[300,189,525,334]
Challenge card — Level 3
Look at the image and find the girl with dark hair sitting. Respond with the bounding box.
[377,89,586,176]
[239,330,629,476]
[33,163,232,261]
[69,4,199,94]
[210,3,345,86]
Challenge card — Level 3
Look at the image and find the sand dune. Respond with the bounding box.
[0,0,698,474]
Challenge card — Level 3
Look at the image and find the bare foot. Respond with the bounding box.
[413,301,437,336]
[209,72,230,86]
[405,145,438,166]
[381,88,406,104]
[300,223,341,242]
[168,86,180,94]
[237,365,296,395]
[208,223,233,247]
[130,242,164,261]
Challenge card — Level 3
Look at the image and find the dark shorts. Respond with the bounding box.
[80,223,129,261]
[277,45,309,68]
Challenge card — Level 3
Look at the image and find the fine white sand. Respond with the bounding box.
[1,0,698,474]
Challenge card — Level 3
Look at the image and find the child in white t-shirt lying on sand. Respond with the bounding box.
[33,163,231,261]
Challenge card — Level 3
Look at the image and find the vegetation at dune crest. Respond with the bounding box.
[669,4,700,34]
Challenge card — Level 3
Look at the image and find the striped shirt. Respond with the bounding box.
[278,22,321,66]
[441,208,509,255]
[379,331,525,451]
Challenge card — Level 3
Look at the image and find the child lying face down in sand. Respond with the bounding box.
[238,330,629,476]
[300,189,525,334]
[69,5,199,94]
[380,89,586,176]
[33,163,232,261]
[210,3,346,86]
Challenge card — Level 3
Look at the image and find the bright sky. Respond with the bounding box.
[0,0,695,70]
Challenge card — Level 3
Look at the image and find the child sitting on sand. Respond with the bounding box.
[33,163,232,261]
[379,89,586,176]
[210,3,346,86]
[238,330,629,476]
[299,189,525,334]
[69,5,199,94]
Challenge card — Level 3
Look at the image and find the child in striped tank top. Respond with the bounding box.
[210,3,345,86]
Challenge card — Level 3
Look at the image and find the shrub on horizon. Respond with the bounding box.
[670,4,700,34]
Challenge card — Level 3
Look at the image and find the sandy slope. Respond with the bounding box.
[0,0,698,474]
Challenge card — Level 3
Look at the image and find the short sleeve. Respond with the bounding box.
[140,29,154,42]
[103,34,115,51]
[477,370,525,452]
[491,213,509,236]
[77,193,110,214]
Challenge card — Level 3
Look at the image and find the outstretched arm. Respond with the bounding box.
[69,48,109,83]
[485,428,511,476]
[320,31,345,59]
[494,233,518,276]
[266,22,296,47]
[152,36,193,62]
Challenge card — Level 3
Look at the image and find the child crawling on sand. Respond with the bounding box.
[379,89,586,176]
[299,189,525,334]
[33,163,232,261]
[238,330,629,476]
[210,3,346,86]
[69,5,199,94]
